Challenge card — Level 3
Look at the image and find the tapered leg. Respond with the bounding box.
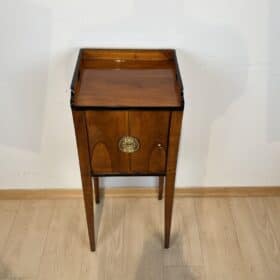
[81,175,95,251]
[94,177,100,204]
[164,111,183,248]
[158,176,164,200]
[72,111,96,251]
[165,173,176,248]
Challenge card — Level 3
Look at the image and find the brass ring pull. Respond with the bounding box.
[118,136,140,153]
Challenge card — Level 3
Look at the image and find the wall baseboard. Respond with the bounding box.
[0,187,280,200]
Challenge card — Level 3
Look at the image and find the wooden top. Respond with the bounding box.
[71,49,184,110]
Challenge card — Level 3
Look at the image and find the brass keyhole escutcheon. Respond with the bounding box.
[118,136,140,153]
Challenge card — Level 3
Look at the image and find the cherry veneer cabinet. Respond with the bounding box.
[71,49,184,251]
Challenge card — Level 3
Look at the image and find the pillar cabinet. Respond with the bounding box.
[70,49,184,251]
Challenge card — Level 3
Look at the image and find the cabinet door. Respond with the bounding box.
[86,111,130,174]
[129,111,170,173]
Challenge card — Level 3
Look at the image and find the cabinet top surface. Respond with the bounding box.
[71,49,184,109]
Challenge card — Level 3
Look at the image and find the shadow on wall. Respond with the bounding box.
[0,1,51,152]
[267,0,280,142]
[177,24,248,185]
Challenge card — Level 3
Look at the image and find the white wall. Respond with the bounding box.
[0,0,280,189]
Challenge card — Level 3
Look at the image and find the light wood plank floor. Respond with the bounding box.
[0,197,279,280]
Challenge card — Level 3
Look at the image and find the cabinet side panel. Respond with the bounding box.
[129,111,170,173]
[86,111,130,173]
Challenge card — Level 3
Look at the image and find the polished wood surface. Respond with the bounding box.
[71,49,183,109]
[1,197,280,279]
[165,111,183,248]
[129,111,170,173]
[72,111,96,251]
[86,111,129,174]
[71,48,184,250]
[86,110,170,175]
[81,48,175,61]
[76,68,180,107]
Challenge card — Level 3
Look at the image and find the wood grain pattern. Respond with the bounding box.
[0,197,280,279]
[76,68,180,108]
[246,198,280,277]
[130,111,170,173]
[123,198,163,279]
[0,201,20,254]
[230,198,273,280]
[79,198,126,280]
[71,49,183,109]
[37,200,86,280]
[72,111,95,251]
[164,111,183,248]
[0,200,55,279]
[82,59,174,70]
[86,110,170,175]
[264,197,280,246]
[164,198,203,266]
[196,198,249,279]
[81,49,175,61]
[86,111,129,173]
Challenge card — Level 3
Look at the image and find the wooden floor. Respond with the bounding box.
[0,197,280,280]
